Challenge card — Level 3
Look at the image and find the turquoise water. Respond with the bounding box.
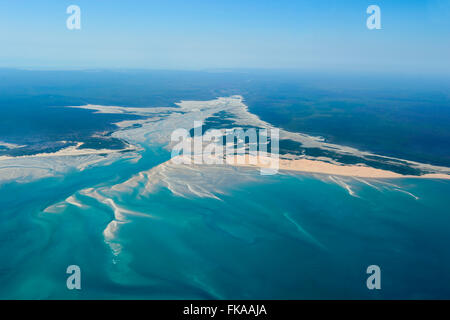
[1,145,450,299]
[1,70,449,299]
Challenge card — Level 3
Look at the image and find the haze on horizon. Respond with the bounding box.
[0,0,449,74]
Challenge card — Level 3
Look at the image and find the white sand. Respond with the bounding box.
[170,154,450,180]
[0,141,25,149]
[3,96,450,184]
[0,142,137,161]
[232,155,450,179]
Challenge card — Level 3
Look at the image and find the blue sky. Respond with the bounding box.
[0,0,449,73]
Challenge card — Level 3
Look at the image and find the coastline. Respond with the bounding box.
[234,155,450,180]
[2,96,450,183]
[170,154,450,180]
[0,142,137,161]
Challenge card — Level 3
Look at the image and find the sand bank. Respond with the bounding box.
[234,155,450,179]
[170,154,450,180]
[0,142,137,161]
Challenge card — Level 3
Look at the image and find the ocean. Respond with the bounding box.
[1,69,449,299]
[1,142,450,299]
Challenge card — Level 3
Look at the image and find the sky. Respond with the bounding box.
[0,0,449,74]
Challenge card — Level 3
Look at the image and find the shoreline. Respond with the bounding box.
[170,154,450,180]
[236,155,450,180]
[2,96,449,183]
[0,142,137,161]
[238,156,450,180]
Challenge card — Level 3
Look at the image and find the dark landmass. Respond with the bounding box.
[279,139,423,176]
[78,137,127,150]
[0,141,77,157]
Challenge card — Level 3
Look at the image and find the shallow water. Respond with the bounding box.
[1,144,450,299]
